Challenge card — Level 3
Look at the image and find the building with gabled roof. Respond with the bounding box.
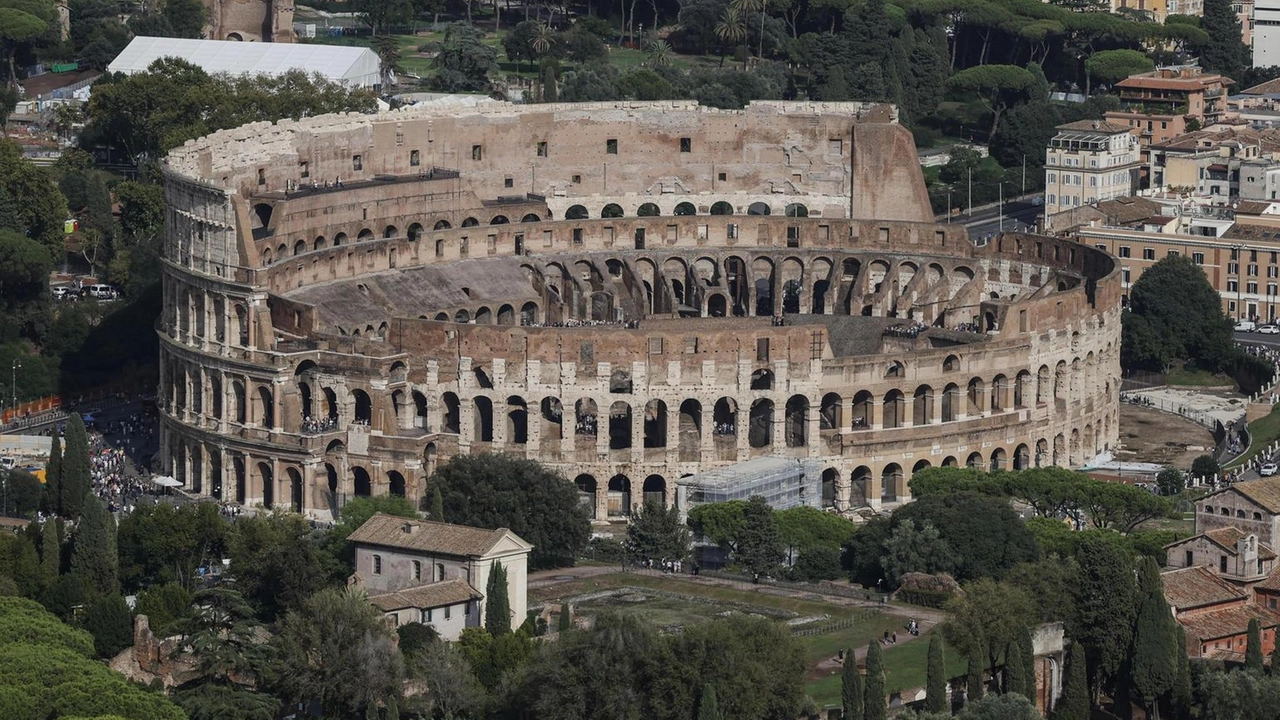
[348,513,532,640]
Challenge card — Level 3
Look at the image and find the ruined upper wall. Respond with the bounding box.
[164,100,931,222]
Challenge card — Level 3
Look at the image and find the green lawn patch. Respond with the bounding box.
[1167,367,1234,388]
[1227,404,1280,469]
[805,631,965,708]
[531,572,854,618]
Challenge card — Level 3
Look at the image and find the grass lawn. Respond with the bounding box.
[1227,404,1280,469]
[1167,367,1235,388]
[806,631,966,708]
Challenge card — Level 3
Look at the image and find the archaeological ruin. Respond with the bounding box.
[157,100,1122,521]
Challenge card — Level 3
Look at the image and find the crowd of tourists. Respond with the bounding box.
[884,322,929,339]
[524,318,641,329]
[301,415,339,434]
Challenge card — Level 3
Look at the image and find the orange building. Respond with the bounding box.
[1105,66,1235,160]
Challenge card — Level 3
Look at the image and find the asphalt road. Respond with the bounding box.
[1235,329,1280,348]
[941,200,1042,241]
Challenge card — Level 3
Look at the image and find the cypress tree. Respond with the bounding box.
[864,641,886,720]
[430,487,444,521]
[1172,626,1192,720]
[61,415,90,519]
[1270,639,1280,676]
[1019,626,1037,698]
[1004,640,1025,697]
[44,434,62,516]
[364,701,378,720]
[1057,642,1089,720]
[925,633,947,713]
[966,647,985,704]
[71,492,118,596]
[1247,618,1265,674]
[1130,558,1179,720]
[559,602,572,633]
[842,648,864,720]
[697,683,722,720]
[484,561,511,634]
[41,519,60,582]
[386,695,400,720]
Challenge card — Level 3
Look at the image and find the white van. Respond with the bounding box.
[1236,320,1257,332]
[85,284,118,300]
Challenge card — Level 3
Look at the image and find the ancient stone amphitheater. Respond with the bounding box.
[157,100,1121,521]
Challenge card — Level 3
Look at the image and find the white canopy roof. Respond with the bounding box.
[151,475,182,488]
[108,37,382,88]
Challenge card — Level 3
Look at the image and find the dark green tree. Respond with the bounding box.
[429,486,444,521]
[70,492,117,596]
[736,495,783,577]
[697,683,722,720]
[133,582,192,637]
[430,454,590,569]
[1073,517,1137,692]
[865,640,886,720]
[40,518,59,582]
[162,0,208,37]
[173,587,280,720]
[1156,468,1185,496]
[1004,639,1026,697]
[60,414,90,519]
[946,65,1037,139]
[967,647,985,703]
[843,646,864,720]
[80,592,133,657]
[1123,255,1236,372]
[943,579,1035,680]
[431,23,499,92]
[1056,642,1088,720]
[625,498,691,564]
[1271,638,1280,676]
[1018,626,1036,698]
[1200,0,1248,81]
[1084,49,1155,87]
[1192,454,1220,481]
[1247,618,1265,674]
[1130,557,1179,720]
[43,433,61,516]
[893,492,1038,581]
[926,633,948,712]
[485,561,512,635]
[1172,627,1192,720]
[227,511,328,621]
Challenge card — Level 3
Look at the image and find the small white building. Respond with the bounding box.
[107,36,382,88]
[1044,120,1141,228]
[347,513,532,640]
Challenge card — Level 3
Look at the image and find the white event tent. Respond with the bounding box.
[107,36,382,88]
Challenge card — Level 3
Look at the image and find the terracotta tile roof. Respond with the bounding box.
[1055,119,1133,134]
[368,579,481,611]
[1257,566,1280,591]
[1204,527,1248,550]
[1231,478,1280,514]
[1092,196,1165,225]
[1181,604,1280,643]
[1236,200,1275,215]
[347,513,515,557]
[1246,77,1280,95]
[1116,75,1231,90]
[1162,566,1247,611]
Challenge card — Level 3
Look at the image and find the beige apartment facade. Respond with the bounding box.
[1044,121,1141,226]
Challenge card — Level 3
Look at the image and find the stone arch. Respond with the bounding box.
[575,474,598,518]
[749,399,774,448]
[461,217,480,227]
[497,304,515,325]
[521,213,541,223]
[913,459,932,475]
[357,228,374,241]
[505,395,528,444]
[475,306,493,324]
[748,201,771,215]
[643,475,666,507]
[576,398,599,437]
[674,201,697,216]
[750,368,774,390]
[785,394,808,447]
[881,463,902,502]
[565,205,589,220]
[820,393,842,430]
[407,223,424,241]
[608,401,632,450]
[679,399,702,459]
[473,396,494,441]
[710,201,734,216]
[714,397,738,442]
[608,474,631,516]
[644,399,668,448]
[334,232,348,246]
[990,447,1007,472]
[913,385,932,425]
[352,466,372,497]
[353,389,372,424]
[821,468,838,507]
[293,239,307,255]
[434,220,452,230]
[442,392,461,433]
[383,225,398,239]
[314,235,327,250]
[637,202,661,217]
[490,215,509,225]
[520,302,539,325]
[966,377,986,416]
[882,390,905,429]
[785,203,809,217]
[388,470,407,497]
[851,390,872,429]
[1014,443,1031,470]
[966,451,984,469]
[601,203,624,218]
[851,466,872,506]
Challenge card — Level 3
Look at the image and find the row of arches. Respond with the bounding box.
[561,201,809,221]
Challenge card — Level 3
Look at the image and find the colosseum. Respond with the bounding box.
[157,99,1122,521]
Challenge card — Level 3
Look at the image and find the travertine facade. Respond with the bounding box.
[203,0,295,42]
[158,101,1122,521]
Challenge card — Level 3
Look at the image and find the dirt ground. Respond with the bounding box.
[1116,403,1216,468]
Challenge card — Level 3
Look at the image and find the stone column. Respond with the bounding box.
[931,390,943,425]
[870,397,882,431]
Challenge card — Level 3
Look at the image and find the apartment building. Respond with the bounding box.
[1149,126,1280,202]
[1043,120,1141,226]
[1104,65,1235,150]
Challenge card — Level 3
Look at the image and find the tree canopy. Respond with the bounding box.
[1122,254,1237,372]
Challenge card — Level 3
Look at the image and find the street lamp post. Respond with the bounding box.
[9,360,19,421]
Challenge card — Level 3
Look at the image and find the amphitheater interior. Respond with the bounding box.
[157,99,1122,521]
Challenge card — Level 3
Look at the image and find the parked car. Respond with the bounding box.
[1262,462,1279,477]
[1236,320,1258,332]
[51,286,78,301]
[1262,325,1280,335]
[84,284,118,300]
